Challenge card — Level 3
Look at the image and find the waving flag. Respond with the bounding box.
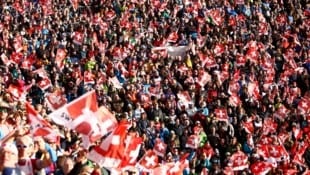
[45,89,67,111]
[153,138,167,157]
[48,91,118,146]
[26,102,57,138]
[87,122,129,168]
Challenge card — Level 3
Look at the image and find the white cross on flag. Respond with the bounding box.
[138,150,159,171]
[214,108,228,122]
[120,136,143,167]
[48,90,118,147]
[274,105,290,121]
[73,31,84,45]
[167,32,179,43]
[228,93,241,107]
[228,151,249,171]
[250,161,273,175]
[7,84,26,101]
[262,117,278,136]
[84,70,95,85]
[153,138,167,157]
[45,89,67,111]
[32,68,52,91]
[25,102,58,138]
[87,122,129,168]
[298,97,310,115]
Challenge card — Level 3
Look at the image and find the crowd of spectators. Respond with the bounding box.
[0,0,309,174]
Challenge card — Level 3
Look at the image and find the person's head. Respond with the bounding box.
[15,135,34,159]
[0,108,8,121]
[0,143,18,169]
[57,156,74,175]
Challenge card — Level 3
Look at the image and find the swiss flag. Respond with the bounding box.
[105,10,116,21]
[262,117,278,136]
[185,135,200,149]
[198,52,217,68]
[228,81,240,94]
[167,156,189,175]
[167,32,179,43]
[274,105,290,121]
[153,138,167,157]
[177,91,192,109]
[12,1,25,14]
[257,144,289,161]
[228,93,241,107]
[213,43,225,56]
[276,13,287,26]
[84,70,95,84]
[207,8,224,26]
[228,151,249,171]
[120,136,143,167]
[214,108,228,122]
[242,119,254,134]
[87,122,129,168]
[49,91,118,146]
[138,150,159,171]
[21,53,37,70]
[298,97,310,115]
[196,71,211,87]
[236,53,246,67]
[10,52,23,65]
[247,81,261,100]
[55,48,67,70]
[13,33,24,53]
[32,68,52,91]
[258,22,268,36]
[7,84,26,101]
[72,31,84,45]
[45,89,67,111]
[250,161,273,175]
[25,102,57,138]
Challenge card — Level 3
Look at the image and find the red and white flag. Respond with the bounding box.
[45,89,67,111]
[105,10,116,21]
[72,31,84,45]
[213,43,225,56]
[21,53,37,70]
[10,52,23,65]
[7,84,26,101]
[48,91,118,146]
[25,102,57,138]
[87,122,129,168]
[167,32,179,43]
[250,161,273,175]
[55,48,67,70]
[228,93,242,107]
[228,151,249,171]
[138,150,159,171]
[1,53,13,66]
[186,135,200,149]
[262,117,278,136]
[120,136,143,167]
[177,91,192,109]
[214,108,228,122]
[33,68,52,91]
[207,8,224,26]
[274,105,290,121]
[198,52,217,68]
[109,76,123,89]
[298,97,310,115]
[84,70,95,84]
[13,33,24,53]
[153,138,167,157]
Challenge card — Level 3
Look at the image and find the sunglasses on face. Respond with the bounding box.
[16,144,29,149]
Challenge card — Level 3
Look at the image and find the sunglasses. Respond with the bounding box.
[16,144,29,149]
